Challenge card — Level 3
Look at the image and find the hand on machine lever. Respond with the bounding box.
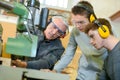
[11,59,27,68]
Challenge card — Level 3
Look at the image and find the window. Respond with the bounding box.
[40,0,68,8]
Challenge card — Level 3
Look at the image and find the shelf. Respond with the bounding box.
[109,10,120,21]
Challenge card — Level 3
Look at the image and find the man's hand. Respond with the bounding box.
[11,59,27,68]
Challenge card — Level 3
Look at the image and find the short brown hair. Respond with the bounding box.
[71,1,95,21]
[85,18,113,35]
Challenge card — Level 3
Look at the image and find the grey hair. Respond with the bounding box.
[52,16,69,30]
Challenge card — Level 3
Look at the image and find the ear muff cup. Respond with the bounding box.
[90,14,96,23]
[98,25,110,38]
[76,3,97,23]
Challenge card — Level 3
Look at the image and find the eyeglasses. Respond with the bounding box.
[51,21,65,36]
[72,21,87,26]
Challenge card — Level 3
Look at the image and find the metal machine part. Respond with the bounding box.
[0,0,38,57]
[0,65,70,80]
[0,0,49,57]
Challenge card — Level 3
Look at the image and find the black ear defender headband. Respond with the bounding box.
[47,16,69,38]
[76,3,96,23]
[94,20,110,38]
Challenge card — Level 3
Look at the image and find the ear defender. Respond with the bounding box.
[94,20,110,38]
[90,14,96,23]
[98,25,110,38]
[76,3,97,23]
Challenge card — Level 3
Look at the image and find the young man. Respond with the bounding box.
[50,1,108,80]
[85,18,120,80]
[12,16,69,70]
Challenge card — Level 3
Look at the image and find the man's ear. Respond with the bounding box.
[59,33,66,38]
[60,28,69,38]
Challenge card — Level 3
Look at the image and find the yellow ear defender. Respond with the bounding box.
[94,20,110,38]
[90,14,96,23]
[98,25,110,38]
[76,3,97,23]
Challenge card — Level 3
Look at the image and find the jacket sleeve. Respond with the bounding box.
[98,67,107,80]
[27,48,64,70]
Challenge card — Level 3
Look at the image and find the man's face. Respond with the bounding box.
[88,29,104,50]
[71,14,89,32]
[44,18,67,40]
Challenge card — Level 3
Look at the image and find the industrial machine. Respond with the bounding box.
[0,65,70,80]
[0,0,49,57]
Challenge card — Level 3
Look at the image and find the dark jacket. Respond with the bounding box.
[27,30,64,70]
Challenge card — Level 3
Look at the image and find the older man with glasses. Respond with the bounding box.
[11,16,69,70]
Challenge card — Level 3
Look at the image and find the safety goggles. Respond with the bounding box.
[51,21,65,36]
